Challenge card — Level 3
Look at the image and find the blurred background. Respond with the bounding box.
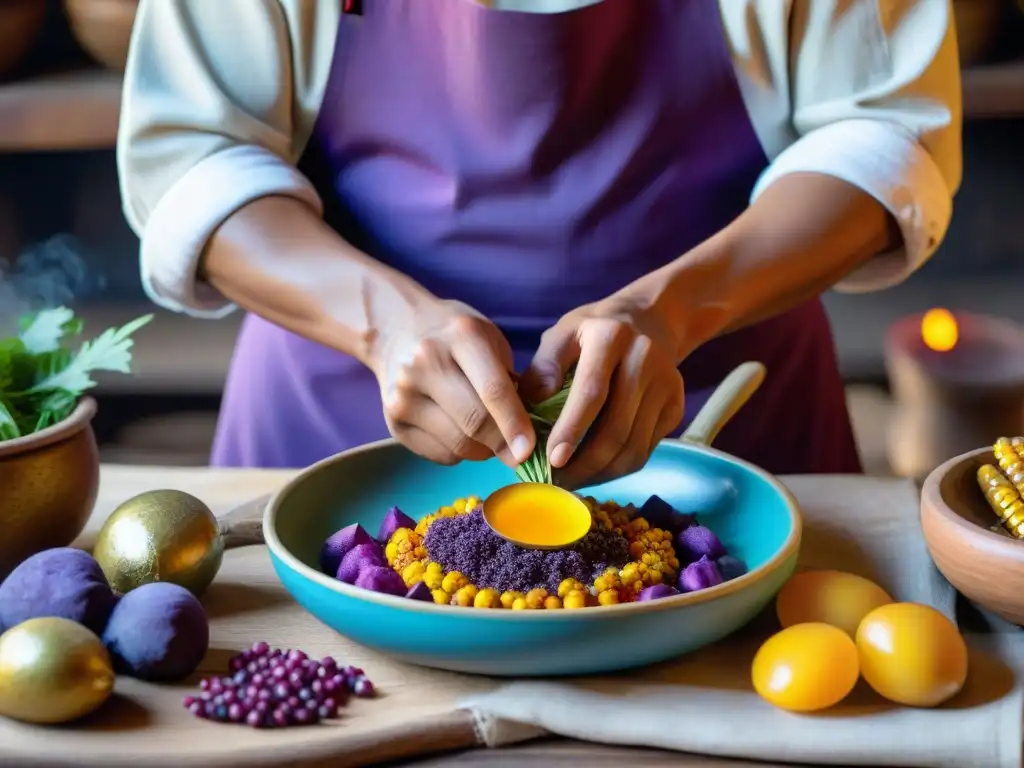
[0,0,1022,475]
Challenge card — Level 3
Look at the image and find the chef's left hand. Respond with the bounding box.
[520,292,685,490]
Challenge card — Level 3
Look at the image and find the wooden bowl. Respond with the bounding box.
[0,0,47,79]
[64,0,138,72]
[0,398,100,581]
[921,446,1024,625]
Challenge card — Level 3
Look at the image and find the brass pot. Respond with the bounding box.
[64,0,138,72]
[0,398,100,581]
[0,0,47,79]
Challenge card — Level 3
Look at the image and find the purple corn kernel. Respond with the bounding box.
[638,495,697,534]
[716,554,748,581]
[676,525,726,563]
[377,506,417,543]
[637,583,680,601]
[679,555,724,593]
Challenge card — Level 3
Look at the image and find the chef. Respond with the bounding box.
[118,0,961,487]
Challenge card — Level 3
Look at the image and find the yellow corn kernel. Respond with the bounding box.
[500,591,524,609]
[431,589,450,605]
[453,585,479,607]
[525,588,548,609]
[474,588,502,608]
[598,589,620,606]
[511,597,529,610]
[465,495,480,511]
[563,590,587,609]
[453,498,467,513]
[557,578,584,598]
[415,515,436,536]
[438,505,456,518]
[401,561,426,586]
[543,595,563,610]
[423,568,444,590]
[442,571,469,593]
[384,541,399,565]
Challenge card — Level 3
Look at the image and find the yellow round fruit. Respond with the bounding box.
[776,570,893,637]
[752,623,860,712]
[0,618,115,724]
[856,602,968,707]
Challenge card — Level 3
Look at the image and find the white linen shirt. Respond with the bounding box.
[117,0,963,319]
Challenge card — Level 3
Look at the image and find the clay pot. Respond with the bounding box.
[0,398,100,581]
[64,0,138,72]
[921,447,1024,626]
[0,0,47,79]
[953,0,1004,68]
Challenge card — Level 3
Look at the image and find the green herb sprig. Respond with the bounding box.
[514,370,574,485]
[0,307,153,441]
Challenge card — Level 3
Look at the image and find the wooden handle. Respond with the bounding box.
[679,361,766,447]
[218,493,272,549]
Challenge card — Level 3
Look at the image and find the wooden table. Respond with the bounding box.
[62,465,919,768]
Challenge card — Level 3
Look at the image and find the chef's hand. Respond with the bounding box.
[374,299,535,468]
[520,293,685,490]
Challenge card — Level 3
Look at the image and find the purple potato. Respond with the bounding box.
[319,524,374,576]
[102,581,209,681]
[354,566,407,597]
[377,506,416,543]
[676,525,726,563]
[637,584,680,601]
[638,495,696,534]
[716,555,748,582]
[335,542,385,584]
[405,582,433,601]
[679,555,724,593]
[0,548,117,635]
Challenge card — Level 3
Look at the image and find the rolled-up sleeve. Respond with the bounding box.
[117,0,326,317]
[749,0,962,293]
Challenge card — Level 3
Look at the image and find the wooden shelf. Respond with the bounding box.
[0,57,1022,153]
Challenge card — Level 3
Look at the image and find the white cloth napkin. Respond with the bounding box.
[459,476,1024,768]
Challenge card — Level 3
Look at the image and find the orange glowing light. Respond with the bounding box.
[921,308,959,352]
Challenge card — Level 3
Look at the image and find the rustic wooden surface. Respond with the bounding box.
[0,465,940,767]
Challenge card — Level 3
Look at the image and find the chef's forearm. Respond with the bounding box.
[199,195,436,373]
[645,172,899,361]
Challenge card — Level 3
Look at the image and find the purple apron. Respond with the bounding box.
[212,0,862,476]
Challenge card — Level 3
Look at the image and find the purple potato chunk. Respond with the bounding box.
[354,566,407,597]
[0,548,117,635]
[405,582,433,601]
[102,582,209,681]
[638,495,696,534]
[676,525,726,563]
[679,555,724,593]
[319,524,374,576]
[637,584,680,601]
[335,542,385,584]
[716,555,748,582]
[377,506,417,543]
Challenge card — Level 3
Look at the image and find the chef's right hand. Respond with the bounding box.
[374,299,536,468]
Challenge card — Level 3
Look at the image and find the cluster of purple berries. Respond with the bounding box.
[182,641,376,728]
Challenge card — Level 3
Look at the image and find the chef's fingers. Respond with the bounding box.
[650,384,685,455]
[451,332,535,465]
[519,323,579,403]
[388,422,462,465]
[587,395,666,489]
[547,320,631,469]
[390,395,493,462]
[556,340,649,487]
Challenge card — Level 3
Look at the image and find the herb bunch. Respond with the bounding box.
[514,369,574,485]
[0,307,152,441]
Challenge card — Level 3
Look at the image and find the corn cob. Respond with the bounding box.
[977,464,1024,538]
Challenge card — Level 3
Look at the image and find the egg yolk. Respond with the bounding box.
[752,623,860,712]
[856,602,968,708]
[776,570,893,638]
[483,483,591,548]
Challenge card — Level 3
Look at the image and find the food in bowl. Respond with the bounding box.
[319,493,747,608]
[976,436,1024,538]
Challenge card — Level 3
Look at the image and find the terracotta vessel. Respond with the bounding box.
[0,0,47,79]
[921,446,1024,625]
[0,398,100,581]
[64,0,138,72]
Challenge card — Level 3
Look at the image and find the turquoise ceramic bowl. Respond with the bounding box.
[264,437,801,677]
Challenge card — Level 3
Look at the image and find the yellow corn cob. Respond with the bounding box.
[993,437,1020,474]
[977,464,1024,538]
